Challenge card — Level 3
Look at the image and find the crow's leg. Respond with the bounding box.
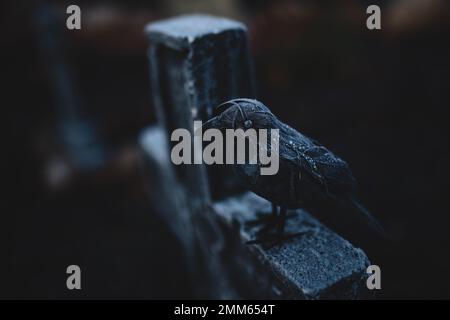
[272,203,278,218]
[277,206,287,236]
[245,203,278,229]
[252,204,278,236]
[247,207,306,246]
[246,204,296,236]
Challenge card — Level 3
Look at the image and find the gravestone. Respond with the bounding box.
[140,14,370,299]
[146,14,255,198]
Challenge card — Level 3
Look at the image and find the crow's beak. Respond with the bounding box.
[199,115,222,132]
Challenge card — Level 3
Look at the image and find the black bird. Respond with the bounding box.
[202,98,385,244]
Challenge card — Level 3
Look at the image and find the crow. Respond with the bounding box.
[202,98,385,244]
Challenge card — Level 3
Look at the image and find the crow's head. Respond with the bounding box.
[202,98,275,131]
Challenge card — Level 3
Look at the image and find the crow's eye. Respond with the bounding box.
[244,120,253,129]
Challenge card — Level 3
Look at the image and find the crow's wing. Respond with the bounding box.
[277,121,356,194]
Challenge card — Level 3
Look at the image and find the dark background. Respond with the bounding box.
[2,0,450,299]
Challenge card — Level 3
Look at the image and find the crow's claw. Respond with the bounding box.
[245,211,297,228]
[245,232,307,247]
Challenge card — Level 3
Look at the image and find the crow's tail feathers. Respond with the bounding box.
[348,197,387,239]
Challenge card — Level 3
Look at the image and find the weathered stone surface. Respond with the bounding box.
[214,192,371,299]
